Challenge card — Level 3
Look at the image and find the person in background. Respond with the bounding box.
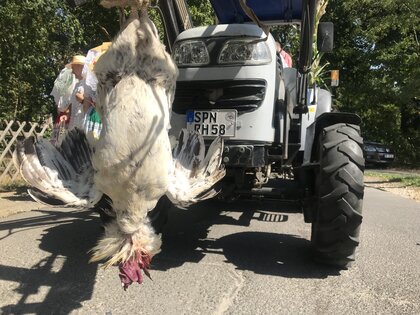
[50,64,76,145]
[275,42,293,68]
[82,85,102,144]
[80,44,110,144]
[68,55,87,130]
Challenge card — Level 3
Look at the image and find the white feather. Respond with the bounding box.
[14,130,102,207]
[167,129,226,208]
[14,3,226,287]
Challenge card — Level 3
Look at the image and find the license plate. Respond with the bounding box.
[186,110,237,137]
[384,154,394,158]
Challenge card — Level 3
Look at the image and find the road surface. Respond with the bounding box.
[0,187,419,314]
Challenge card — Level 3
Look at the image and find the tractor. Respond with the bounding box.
[155,0,365,267]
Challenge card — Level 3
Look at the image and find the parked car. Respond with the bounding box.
[363,141,395,166]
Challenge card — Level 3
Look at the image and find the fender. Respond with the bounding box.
[303,112,361,164]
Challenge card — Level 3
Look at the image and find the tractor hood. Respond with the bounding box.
[210,0,304,25]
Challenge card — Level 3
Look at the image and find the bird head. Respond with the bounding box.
[118,249,152,290]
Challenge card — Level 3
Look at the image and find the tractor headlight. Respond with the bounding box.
[172,40,210,67]
[218,39,271,65]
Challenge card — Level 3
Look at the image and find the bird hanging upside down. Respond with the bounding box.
[14,0,225,290]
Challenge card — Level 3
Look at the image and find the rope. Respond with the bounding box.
[173,0,193,29]
[239,0,270,41]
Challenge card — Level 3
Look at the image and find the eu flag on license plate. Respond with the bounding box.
[186,111,194,123]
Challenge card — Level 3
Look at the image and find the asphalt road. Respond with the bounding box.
[0,187,419,315]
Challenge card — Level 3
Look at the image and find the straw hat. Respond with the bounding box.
[70,55,86,65]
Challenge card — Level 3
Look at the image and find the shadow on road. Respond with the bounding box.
[154,200,341,279]
[0,199,340,313]
[1,194,33,202]
[0,187,32,202]
[0,209,101,314]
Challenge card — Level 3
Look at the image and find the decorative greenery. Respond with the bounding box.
[310,0,330,86]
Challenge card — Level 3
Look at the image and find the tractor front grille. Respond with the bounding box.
[172,79,266,114]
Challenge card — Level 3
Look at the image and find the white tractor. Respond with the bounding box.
[159,0,365,267]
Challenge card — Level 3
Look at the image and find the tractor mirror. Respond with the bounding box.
[317,22,334,53]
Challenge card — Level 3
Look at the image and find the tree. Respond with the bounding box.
[0,0,87,121]
[1,0,418,164]
[72,0,120,46]
[323,0,420,164]
[0,0,122,122]
[186,0,216,26]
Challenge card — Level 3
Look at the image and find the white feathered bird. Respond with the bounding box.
[14,0,225,290]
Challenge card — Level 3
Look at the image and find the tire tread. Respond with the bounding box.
[311,123,365,267]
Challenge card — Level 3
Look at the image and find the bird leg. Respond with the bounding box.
[102,0,148,27]
[129,5,139,20]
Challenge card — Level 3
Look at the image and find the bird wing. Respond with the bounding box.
[166,129,226,208]
[14,128,102,207]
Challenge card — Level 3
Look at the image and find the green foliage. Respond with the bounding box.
[323,0,420,164]
[0,0,215,124]
[186,0,215,26]
[324,0,420,107]
[149,7,166,43]
[72,0,120,47]
[270,25,300,66]
[0,0,418,165]
[0,0,85,121]
[0,0,123,123]
[360,104,401,142]
[310,0,330,86]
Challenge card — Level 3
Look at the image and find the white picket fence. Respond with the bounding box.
[0,120,52,183]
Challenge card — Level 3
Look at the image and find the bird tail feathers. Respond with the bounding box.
[14,128,102,207]
[167,129,226,208]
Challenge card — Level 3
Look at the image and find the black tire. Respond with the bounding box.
[311,123,365,267]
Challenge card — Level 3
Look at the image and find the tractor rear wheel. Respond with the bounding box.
[311,123,365,267]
